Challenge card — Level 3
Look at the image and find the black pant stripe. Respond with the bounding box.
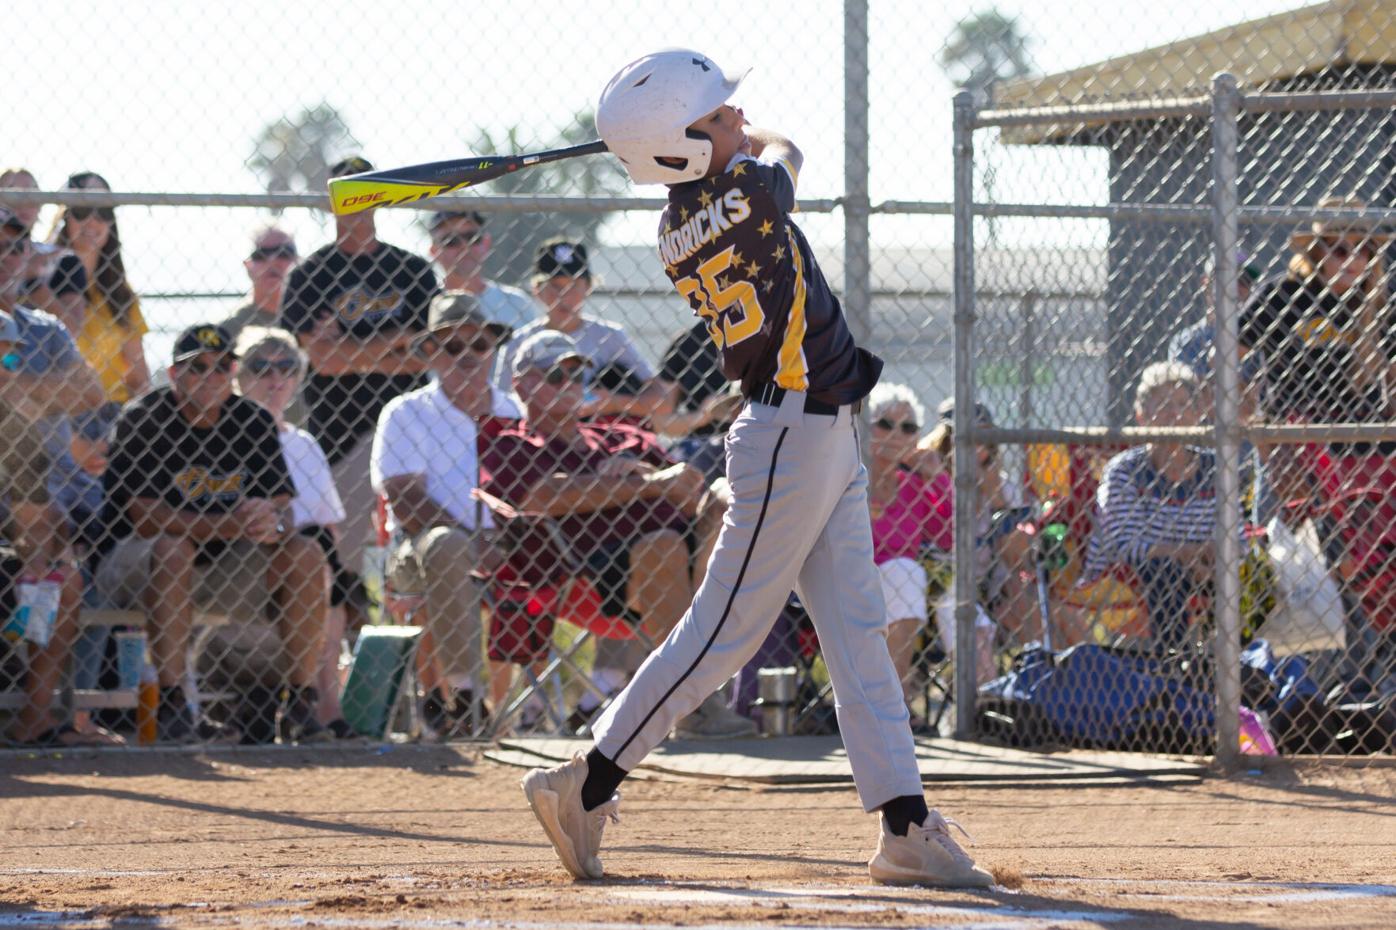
[610,427,790,759]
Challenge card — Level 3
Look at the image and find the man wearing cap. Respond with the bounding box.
[279,155,439,576]
[427,210,538,336]
[94,324,332,744]
[483,330,750,735]
[370,291,520,735]
[495,238,674,423]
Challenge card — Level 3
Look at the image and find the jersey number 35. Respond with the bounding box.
[674,245,767,349]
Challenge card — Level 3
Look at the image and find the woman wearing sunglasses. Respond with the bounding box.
[47,171,150,414]
[866,383,951,719]
[233,326,353,740]
[1241,197,1396,686]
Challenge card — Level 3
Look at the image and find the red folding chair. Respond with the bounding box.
[470,488,650,736]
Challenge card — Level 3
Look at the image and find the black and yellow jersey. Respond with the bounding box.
[658,155,881,406]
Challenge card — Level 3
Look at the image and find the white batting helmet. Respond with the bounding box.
[596,49,748,186]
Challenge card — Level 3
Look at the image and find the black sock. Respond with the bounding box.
[580,747,628,811]
[880,795,929,837]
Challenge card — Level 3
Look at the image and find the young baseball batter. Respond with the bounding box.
[521,49,993,888]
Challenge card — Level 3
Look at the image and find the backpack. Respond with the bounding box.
[976,644,1215,753]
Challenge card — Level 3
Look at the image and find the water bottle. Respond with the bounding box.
[137,661,160,745]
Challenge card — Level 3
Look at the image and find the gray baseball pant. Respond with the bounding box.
[592,388,924,811]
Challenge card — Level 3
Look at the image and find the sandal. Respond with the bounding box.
[9,723,126,748]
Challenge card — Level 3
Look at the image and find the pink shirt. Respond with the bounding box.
[871,469,952,564]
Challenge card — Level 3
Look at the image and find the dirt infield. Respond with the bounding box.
[0,745,1393,929]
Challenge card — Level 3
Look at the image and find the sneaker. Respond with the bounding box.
[674,692,758,739]
[520,754,621,880]
[276,687,333,744]
[868,810,995,888]
[563,704,600,736]
[424,689,489,739]
[156,690,240,745]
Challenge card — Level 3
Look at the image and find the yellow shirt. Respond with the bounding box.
[76,286,148,403]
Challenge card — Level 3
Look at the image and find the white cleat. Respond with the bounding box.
[868,810,995,888]
[521,754,621,880]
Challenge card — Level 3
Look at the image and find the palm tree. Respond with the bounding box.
[940,10,1031,106]
[460,111,630,287]
[941,10,1032,245]
[248,103,361,213]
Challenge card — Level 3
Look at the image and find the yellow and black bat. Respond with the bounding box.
[327,140,609,216]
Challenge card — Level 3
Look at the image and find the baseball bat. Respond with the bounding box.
[327,139,609,216]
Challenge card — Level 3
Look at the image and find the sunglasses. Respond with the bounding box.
[249,244,297,262]
[244,356,298,377]
[181,356,235,376]
[439,336,494,357]
[874,418,920,435]
[542,364,587,386]
[434,231,484,249]
[1326,241,1374,260]
[67,207,114,222]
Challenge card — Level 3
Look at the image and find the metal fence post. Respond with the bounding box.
[1210,72,1243,771]
[844,0,872,460]
[952,89,980,738]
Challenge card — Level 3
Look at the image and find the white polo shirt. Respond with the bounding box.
[370,382,521,535]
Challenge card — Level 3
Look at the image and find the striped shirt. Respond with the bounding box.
[1083,445,1220,579]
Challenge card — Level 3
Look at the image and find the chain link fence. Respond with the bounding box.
[0,1,1391,763]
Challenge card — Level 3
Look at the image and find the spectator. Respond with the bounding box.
[1,308,118,747]
[1083,363,1220,652]
[0,168,88,336]
[496,239,674,422]
[1170,249,1272,524]
[51,414,109,556]
[1170,249,1263,378]
[234,326,354,738]
[94,324,330,744]
[426,210,537,334]
[370,292,518,736]
[222,226,306,428]
[483,330,748,736]
[222,226,298,341]
[922,399,1034,658]
[279,155,438,579]
[865,382,952,710]
[1242,198,1396,688]
[650,320,744,483]
[0,207,107,550]
[48,171,151,414]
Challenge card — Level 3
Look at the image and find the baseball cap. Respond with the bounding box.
[936,397,996,426]
[510,330,590,377]
[419,290,512,344]
[328,156,374,179]
[0,206,25,232]
[1203,249,1262,282]
[172,323,237,364]
[532,238,590,282]
[428,209,487,232]
[0,309,19,344]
